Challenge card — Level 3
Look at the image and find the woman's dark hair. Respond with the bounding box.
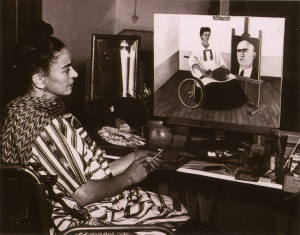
[11,21,65,92]
[200,27,211,36]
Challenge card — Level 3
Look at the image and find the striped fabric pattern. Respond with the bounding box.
[1,96,65,165]
[30,114,189,232]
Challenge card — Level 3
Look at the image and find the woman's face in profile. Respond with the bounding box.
[44,47,78,99]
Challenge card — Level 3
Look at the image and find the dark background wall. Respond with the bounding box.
[1,0,42,110]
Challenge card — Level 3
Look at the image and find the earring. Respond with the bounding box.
[42,90,47,99]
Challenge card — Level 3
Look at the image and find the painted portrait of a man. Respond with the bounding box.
[231,36,261,80]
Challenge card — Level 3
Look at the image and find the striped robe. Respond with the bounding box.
[29,113,189,232]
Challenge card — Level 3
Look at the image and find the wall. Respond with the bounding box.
[177,15,285,76]
[42,0,211,114]
[115,0,211,33]
[42,0,118,118]
[154,14,180,92]
[43,0,211,70]
[43,0,117,71]
[42,0,211,94]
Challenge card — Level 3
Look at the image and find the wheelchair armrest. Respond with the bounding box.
[42,175,89,221]
[40,174,58,186]
[62,224,175,235]
[0,164,41,184]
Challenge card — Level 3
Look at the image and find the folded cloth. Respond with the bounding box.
[99,126,146,148]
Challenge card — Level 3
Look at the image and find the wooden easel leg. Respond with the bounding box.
[247,104,267,115]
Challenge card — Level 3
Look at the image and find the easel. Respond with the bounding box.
[213,0,266,116]
[213,0,266,146]
[233,18,267,115]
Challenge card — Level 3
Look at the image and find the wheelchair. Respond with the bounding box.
[178,77,205,109]
[0,164,175,235]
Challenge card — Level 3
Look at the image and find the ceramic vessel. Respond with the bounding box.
[144,120,173,148]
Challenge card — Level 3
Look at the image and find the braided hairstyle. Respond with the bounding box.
[11,21,65,94]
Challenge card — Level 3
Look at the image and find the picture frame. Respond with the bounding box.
[90,34,141,101]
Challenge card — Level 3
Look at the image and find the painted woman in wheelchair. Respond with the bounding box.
[0,21,190,233]
[188,27,227,80]
[188,27,247,110]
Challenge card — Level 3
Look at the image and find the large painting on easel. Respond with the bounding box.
[154,14,285,132]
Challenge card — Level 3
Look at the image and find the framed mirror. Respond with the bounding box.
[90,34,141,100]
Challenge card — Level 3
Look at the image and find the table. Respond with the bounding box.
[103,130,300,233]
[106,152,298,234]
[177,160,282,189]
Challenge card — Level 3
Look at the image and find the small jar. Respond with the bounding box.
[144,120,173,148]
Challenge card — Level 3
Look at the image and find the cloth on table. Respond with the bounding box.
[99,126,146,149]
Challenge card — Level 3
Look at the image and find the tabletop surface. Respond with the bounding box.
[177,160,283,189]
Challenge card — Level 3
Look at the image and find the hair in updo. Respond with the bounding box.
[11,21,65,92]
[200,27,211,36]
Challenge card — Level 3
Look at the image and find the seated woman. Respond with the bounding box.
[0,21,190,233]
[195,67,248,110]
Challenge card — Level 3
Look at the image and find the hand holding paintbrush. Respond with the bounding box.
[146,149,165,172]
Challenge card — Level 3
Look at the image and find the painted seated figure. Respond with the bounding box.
[188,27,247,110]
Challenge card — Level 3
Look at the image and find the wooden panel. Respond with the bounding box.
[154,71,281,131]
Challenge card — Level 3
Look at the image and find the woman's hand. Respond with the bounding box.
[132,149,164,171]
[123,150,164,184]
[109,149,164,177]
[123,156,150,184]
[145,153,164,172]
[72,150,164,206]
[131,149,156,158]
[73,156,151,207]
[202,69,212,77]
